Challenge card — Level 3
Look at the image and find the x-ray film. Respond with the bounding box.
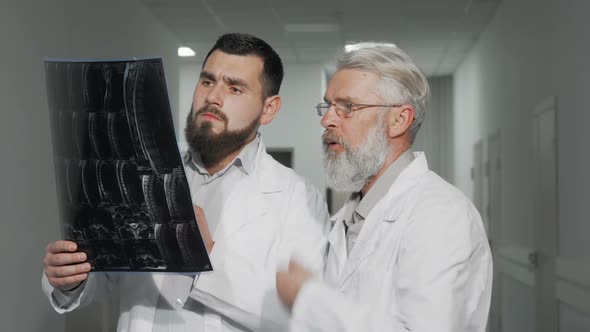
[44,58,212,272]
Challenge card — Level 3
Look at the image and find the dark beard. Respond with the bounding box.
[184,105,261,164]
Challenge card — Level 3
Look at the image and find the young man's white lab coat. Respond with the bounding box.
[42,139,329,331]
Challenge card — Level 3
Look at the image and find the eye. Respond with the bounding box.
[200,79,213,87]
[229,86,243,94]
[335,101,351,112]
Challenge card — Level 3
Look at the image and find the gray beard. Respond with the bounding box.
[323,121,389,193]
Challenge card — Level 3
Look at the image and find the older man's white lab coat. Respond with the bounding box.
[42,139,329,331]
[289,152,493,332]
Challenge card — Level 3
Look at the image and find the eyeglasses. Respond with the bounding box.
[315,101,401,117]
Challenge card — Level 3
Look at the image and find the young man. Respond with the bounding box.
[276,42,493,332]
[43,33,329,331]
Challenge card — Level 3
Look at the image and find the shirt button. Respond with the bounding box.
[175,299,183,306]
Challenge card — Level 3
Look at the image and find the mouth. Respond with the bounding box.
[200,112,221,121]
[323,138,343,152]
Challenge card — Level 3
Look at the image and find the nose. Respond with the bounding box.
[205,84,223,107]
[320,105,339,129]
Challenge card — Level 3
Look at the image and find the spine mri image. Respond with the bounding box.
[44,59,212,272]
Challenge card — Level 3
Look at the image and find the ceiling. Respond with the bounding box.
[140,0,501,76]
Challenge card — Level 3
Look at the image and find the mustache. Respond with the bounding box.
[192,105,228,123]
[322,130,346,146]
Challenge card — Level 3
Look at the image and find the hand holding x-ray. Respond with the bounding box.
[193,205,214,254]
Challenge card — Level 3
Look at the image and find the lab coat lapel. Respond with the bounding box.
[335,153,430,287]
[336,218,378,288]
[212,141,280,242]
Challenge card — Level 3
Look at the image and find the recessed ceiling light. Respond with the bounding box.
[345,42,397,53]
[178,47,196,57]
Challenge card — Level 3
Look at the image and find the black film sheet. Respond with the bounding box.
[44,58,212,272]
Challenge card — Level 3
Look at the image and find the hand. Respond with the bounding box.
[43,240,91,291]
[276,259,313,310]
[194,205,214,254]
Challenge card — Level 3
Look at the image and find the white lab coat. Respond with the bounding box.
[42,140,329,331]
[289,152,493,332]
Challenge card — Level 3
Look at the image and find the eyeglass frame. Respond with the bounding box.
[315,101,402,117]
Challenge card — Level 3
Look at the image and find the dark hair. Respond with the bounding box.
[203,33,284,99]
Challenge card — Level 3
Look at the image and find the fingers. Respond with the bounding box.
[276,270,296,308]
[44,251,87,268]
[43,240,91,290]
[288,259,301,272]
[45,262,91,278]
[46,272,89,290]
[193,205,204,218]
[44,258,91,291]
[46,240,77,254]
[288,259,311,279]
[193,205,214,253]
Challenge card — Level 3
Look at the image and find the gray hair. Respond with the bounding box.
[337,42,430,141]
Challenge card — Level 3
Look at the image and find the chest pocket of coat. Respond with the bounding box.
[225,213,281,268]
[358,262,397,310]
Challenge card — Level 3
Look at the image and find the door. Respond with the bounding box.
[490,97,560,332]
[487,130,504,332]
[472,140,486,233]
[532,97,558,332]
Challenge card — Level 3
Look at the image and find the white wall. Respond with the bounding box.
[414,76,454,182]
[262,63,326,191]
[177,62,327,193]
[0,0,180,331]
[453,0,590,330]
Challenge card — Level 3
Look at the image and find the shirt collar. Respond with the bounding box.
[355,148,415,219]
[184,133,261,177]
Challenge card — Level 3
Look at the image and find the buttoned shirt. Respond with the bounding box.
[344,149,415,255]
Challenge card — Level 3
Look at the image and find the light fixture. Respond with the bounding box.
[345,42,397,53]
[178,47,196,57]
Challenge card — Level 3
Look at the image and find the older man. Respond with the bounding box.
[276,43,492,332]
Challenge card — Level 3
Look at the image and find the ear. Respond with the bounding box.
[386,105,415,139]
[260,95,281,125]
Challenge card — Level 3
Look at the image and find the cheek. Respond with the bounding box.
[225,99,261,130]
[193,90,206,108]
[341,126,365,148]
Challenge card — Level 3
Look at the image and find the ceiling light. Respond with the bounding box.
[345,42,397,53]
[178,47,196,57]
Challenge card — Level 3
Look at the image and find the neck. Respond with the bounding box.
[201,134,257,174]
[202,149,242,174]
[360,142,411,195]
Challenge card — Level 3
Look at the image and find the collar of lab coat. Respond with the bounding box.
[327,151,429,286]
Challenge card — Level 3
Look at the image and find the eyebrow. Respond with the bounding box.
[199,71,250,90]
[323,96,351,103]
[223,76,250,90]
[199,71,216,82]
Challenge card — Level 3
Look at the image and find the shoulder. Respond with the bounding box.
[400,171,486,244]
[412,171,473,210]
[259,152,327,209]
[259,151,315,190]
